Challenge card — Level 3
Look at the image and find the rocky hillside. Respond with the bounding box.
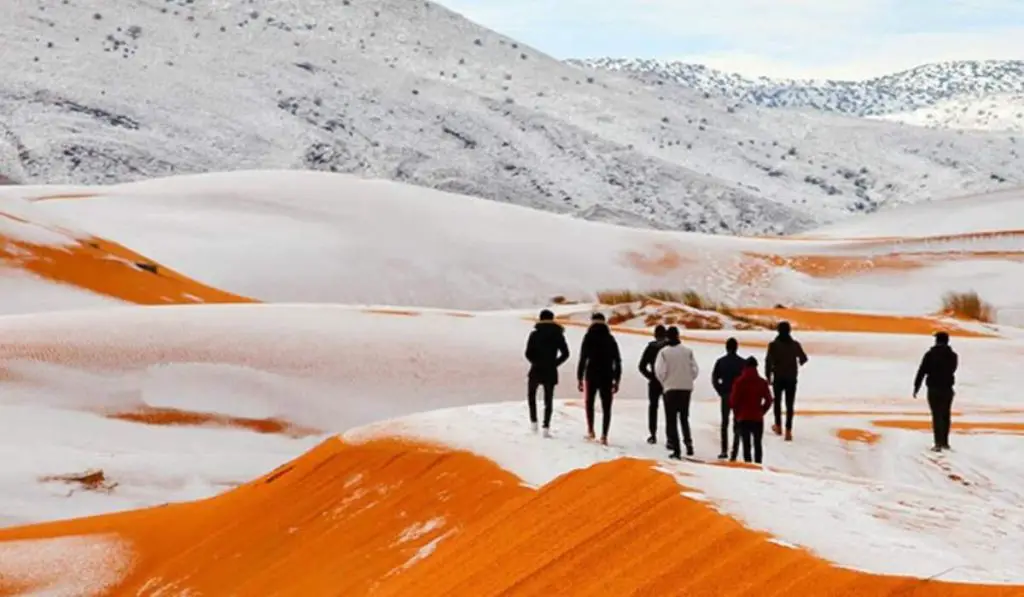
[2,2,1024,235]
[571,58,1024,117]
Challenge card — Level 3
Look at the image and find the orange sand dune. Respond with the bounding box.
[744,249,1024,282]
[105,406,321,438]
[0,439,1020,596]
[731,308,992,338]
[789,229,1024,243]
[874,420,1024,435]
[0,232,255,305]
[836,428,883,445]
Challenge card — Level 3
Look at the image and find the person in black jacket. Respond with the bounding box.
[712,337,745,460]
[765,321,808,441]
[577,312,622,445]
[638,325,668,445]
[525,309,570,436]
[914,331,959,452]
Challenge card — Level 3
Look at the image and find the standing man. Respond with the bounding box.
[638,325,669,445]
[524,309,570,437]
[712,337,746,460]
[577,312,622,446]
[914,331,959,452]
[730,357,774,464]
[765,321,808,441]
[655,326,700,460]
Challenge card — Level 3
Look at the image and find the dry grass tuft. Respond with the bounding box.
[596,289,716,310]
[607,306,636,326]
[941,291,994,323]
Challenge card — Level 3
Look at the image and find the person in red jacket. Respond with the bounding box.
[729,357,774,464]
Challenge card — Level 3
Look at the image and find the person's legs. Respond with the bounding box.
[664,391,681,456]
[942,391,955,448]
[772,380,784,433]
[738,421,753,462]
[730,419,741,461]
[926,390,942,448]
[752,421,764,464]
[527,379,539,425]
[584,381,598,437]
[679,390,693,454]
[784,380,797,432]
[647,382,661,441]
[600,384,614,440]
[930,388,954,448]
[719,396,730,457]
[542,383,555,429]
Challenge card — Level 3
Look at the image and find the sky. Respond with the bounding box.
[439,0,1024,80]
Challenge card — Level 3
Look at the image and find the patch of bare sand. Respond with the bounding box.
[0,439,1020,596]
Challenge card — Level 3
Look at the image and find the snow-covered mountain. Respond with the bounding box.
[2,4,1024,235]
[570,58,1024,117]
[876,94,1024,133]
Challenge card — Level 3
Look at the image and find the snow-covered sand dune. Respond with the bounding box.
[2,170,1023,318]
[0,301,1022,592]
[0,170,1021,594]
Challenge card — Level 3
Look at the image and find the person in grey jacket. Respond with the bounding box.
[655,327,700,459]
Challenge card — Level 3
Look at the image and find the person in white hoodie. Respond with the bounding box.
[654,326,700,459]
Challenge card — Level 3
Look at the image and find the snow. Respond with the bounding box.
[0,534,131,596]
[0,170,1020,317]
[343,323,1024,583]
[0,164,1019,589]
[877,94,1024,133]
[804,186,1024,238]
[3,4,1024,234]
[0,270,125,316]
[0,195,82,246]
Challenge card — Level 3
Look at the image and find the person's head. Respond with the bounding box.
[745,356,758,369]
[591,312,606,323]
[725,337,738,354]
[654,324,667,340]
[538,309,555,322]
[934,331,950,346]
[666,326,680,342]
[777,321,792,338]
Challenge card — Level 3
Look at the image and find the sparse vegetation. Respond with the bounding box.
[595,289,713,311]
[941,291,994,322]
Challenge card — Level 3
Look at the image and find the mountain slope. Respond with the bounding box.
[876,94,1024,133]
[2,4,1024,234]
[571,58,1024,118]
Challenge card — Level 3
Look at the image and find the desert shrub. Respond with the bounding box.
[596,289,720,311]
[941,291,994,322]
[607,306,636,326]
[596,290,643,305]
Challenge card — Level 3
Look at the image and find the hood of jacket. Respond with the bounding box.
[534,321,565,335]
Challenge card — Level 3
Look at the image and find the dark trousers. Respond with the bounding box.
[927,387,955,448]
[527,380,555,428]
[719,396,741,458]
[664,390,693,455]
[772,378,798,431]
[647,381,663,437]
[737,420,765,463]
[585,381,614,438]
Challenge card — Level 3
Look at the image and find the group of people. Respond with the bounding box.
[525,309,960,462]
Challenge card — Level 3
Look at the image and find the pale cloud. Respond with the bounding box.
[440,0,1024,79]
